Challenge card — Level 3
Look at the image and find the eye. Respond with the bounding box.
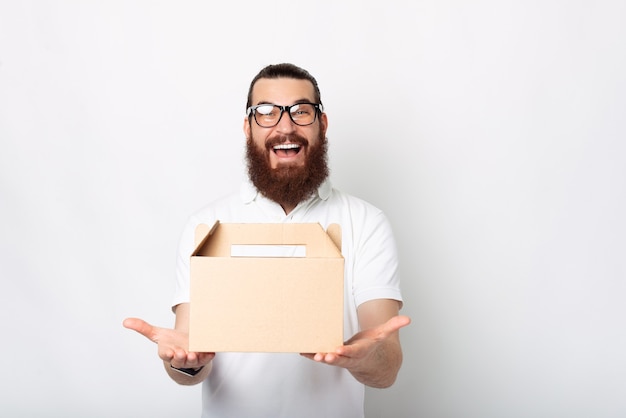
[255,105,276,116]
[290,104,312,116]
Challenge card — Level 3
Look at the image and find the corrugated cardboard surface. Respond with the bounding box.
[189,222,344,353]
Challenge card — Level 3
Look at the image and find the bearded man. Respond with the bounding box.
[124,63,410,418]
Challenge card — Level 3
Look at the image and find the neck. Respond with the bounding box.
[281,203,296,215]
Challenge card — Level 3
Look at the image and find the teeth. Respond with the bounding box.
[273,144,300,150]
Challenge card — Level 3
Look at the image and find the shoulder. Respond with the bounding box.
[191,192,240,219]
[327,187,386,220]
[178,191,240,236]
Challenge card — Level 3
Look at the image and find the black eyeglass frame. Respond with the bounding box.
[246,102,324,128]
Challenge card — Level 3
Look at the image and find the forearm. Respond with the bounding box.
[164,360,212,386]
[349,339,403,388]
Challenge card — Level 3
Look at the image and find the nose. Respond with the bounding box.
[274,109,297,134]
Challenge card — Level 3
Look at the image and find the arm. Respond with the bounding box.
[123,303,214,386]
[302,298,410,388]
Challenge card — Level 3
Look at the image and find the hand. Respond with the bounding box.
[301,315,411,369]
[122,317,215,370]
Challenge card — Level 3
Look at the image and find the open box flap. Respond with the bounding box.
[192,222,343,258]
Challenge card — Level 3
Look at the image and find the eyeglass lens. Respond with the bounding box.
[253,104,318,127]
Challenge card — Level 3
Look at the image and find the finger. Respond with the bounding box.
[170,349,214,368]
[122,317,158,342]
[198,352,216,364]
[342,315,412,348]
[169,347,189,367]
[377,315,411,339]
[161,348,175,362]
[172,347,188,361]
[309,352,333,363]
[299,352,326,362]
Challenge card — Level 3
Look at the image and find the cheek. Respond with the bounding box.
[249,129,269,149]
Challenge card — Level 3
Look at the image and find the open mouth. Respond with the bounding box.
[273,143,302,157]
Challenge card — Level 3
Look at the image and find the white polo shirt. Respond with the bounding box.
[173,179,403,418]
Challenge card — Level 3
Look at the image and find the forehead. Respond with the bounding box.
[251,78,316,105]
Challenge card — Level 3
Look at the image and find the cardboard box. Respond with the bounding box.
[189,222,344,353]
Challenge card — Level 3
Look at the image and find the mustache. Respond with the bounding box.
[265,134,309,150]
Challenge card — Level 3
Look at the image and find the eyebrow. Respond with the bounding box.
[254,98,314,106]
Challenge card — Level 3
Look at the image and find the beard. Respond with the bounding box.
[246,131,329,209]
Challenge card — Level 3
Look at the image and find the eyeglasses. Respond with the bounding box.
[246,102,323,128]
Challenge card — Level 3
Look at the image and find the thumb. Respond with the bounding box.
[380,315,412,337]
[123,317,158,342]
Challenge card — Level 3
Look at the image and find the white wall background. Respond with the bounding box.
[1,1,625,417]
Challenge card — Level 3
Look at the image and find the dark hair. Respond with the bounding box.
[245,63,322,109]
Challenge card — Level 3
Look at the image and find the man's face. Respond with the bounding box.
[244,77,328,169]
[243,78,329,208]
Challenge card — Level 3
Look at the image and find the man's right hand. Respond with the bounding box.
[122,317,215,372]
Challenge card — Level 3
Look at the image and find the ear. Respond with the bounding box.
[243,116,251,140]
[320,112,328,137]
